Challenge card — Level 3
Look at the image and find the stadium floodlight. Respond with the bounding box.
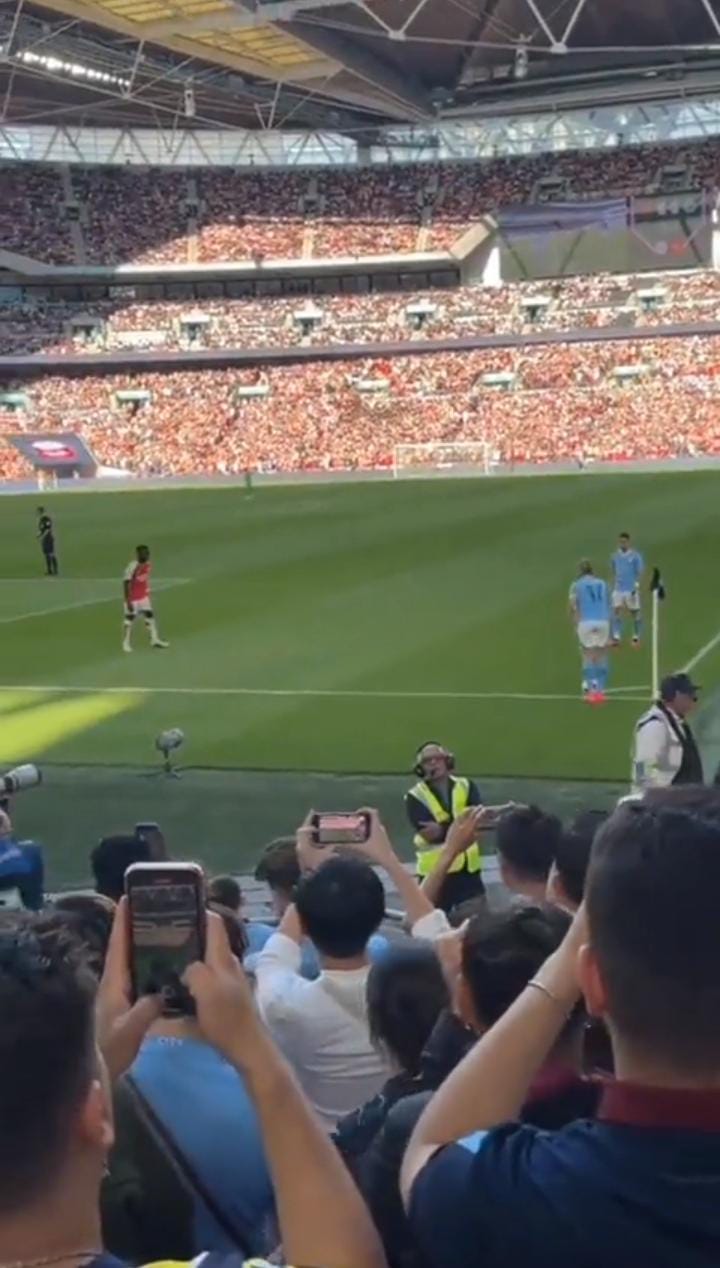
[184,85,195,118]
[150,728,185,780]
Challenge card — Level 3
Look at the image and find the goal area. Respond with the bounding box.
[392,441,496,479]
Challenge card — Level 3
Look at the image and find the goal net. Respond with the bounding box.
[392,441,496,479]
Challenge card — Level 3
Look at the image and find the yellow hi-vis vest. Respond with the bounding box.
[411,777,481,878]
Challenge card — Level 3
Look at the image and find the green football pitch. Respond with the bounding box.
[2,472,719,886]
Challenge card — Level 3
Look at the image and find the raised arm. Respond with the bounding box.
[400,906,586,1205]
[419,808,480,908]
[188,914,387,1268]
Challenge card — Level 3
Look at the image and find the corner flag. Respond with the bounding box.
[650,567,666,601]
[650,567,665,698]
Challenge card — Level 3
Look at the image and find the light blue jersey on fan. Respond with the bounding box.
[570,575,611,622]
[612,548,644,593]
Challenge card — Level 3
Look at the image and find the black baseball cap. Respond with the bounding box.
[660,673,700,702]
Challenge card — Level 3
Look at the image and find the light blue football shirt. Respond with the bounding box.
[611,548,644,592]
[570,575,610,622]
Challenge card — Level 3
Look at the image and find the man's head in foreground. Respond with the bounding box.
[91,834,150,902]
[0,918,111,1237]
[255,836,301,918]
[295,856,385,962]
[581,786,720,1082]
[208,874,242,914]
[496,805,562,903]
[548,810,609,913]
[457,904,568,1032]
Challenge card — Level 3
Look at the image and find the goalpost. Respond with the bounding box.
[392,441,496,479]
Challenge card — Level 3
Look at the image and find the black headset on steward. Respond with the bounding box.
[413,741,455,778]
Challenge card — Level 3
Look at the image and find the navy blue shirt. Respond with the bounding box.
[409,1082,720,1268]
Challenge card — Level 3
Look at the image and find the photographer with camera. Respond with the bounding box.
[0,765,44,911]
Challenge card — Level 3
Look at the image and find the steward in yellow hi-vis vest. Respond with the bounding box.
[405,741,484,914]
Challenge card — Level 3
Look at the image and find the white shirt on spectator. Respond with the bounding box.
[255,911,444,1130]
[255,931,386,1130]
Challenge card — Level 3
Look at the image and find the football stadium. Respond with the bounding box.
[7,4,720,1265]
[3,0,720,882]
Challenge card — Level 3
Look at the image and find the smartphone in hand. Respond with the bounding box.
[125,862,206,1016]
[310,811,371,847]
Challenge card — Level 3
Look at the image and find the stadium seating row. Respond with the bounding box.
[2,332,719,478]
[2,269,720,355]
[1,135,718,265]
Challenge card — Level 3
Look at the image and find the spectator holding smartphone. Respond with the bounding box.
[0,905,386,1268]
[255,810,444,1129]
[250,836,389,979]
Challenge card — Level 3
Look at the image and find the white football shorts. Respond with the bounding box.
[612,588,641,612]
[578,619,610,650]
[126,598,153,617]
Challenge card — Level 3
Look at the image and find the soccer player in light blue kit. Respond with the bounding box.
[611,531,644,647]
[569,559,611,704]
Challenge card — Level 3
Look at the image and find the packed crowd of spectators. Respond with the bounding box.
[3,330,720,478]
[2,268,720,357]
[2,135,720,265]
[3,767,720,1268]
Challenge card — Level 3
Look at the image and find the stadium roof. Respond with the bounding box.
[2,0,720,135]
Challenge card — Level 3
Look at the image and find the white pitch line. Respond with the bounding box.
[683,629,720,675]
[0,683,649,703]
[0,577,191,586]
[0,579,191,627]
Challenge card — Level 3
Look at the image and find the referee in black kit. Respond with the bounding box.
[37,506,59,576]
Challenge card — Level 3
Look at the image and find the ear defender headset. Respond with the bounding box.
[413,741,456,778]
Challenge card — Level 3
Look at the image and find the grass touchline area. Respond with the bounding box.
[0,683,650,701]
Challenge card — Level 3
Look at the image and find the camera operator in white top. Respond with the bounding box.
[632,673,703,793]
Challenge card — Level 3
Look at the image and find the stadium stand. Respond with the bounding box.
[2,137,720,266]
[2,332,720,478]
[3,270,720,357]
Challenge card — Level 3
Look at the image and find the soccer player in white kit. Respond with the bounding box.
[122,544,169,653]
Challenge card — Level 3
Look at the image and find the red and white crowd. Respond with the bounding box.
[3,268,720,356]
[2,135,719,266]
[3,332,720,478]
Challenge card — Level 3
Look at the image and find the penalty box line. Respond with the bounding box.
[0,684,651,703]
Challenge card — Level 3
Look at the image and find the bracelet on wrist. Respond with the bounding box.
[526,978,573,1017]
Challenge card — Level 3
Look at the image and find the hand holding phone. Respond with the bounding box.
[125,862,206,1017]
[310,811,371,847]
[184,911,258,1066]
[96,898,163,1080]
